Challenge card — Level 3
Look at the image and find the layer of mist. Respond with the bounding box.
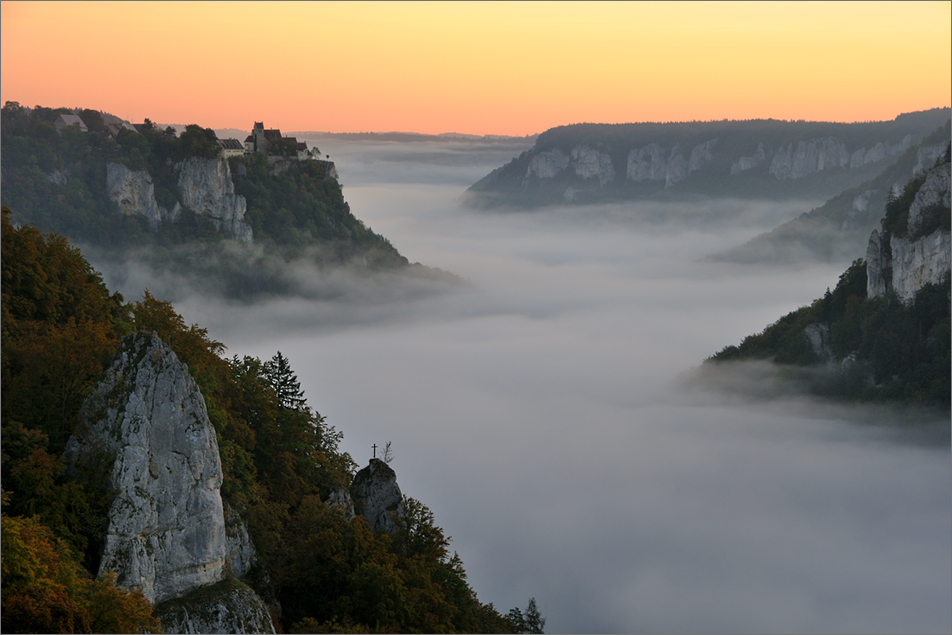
[94,140,950,633]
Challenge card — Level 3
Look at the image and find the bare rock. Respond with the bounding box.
[525,149,569,180]
[66,333,228,604]
[155,579,275,634]
[351,458,403,533]
[106,162,180,229]
[177,157,253,243]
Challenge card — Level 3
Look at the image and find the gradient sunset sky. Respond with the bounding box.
[2,1,949,136]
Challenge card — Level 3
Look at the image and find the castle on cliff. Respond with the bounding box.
[238,121,320,161]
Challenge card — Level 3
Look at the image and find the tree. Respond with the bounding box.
[264,351,306,410]
[508,597,545,634]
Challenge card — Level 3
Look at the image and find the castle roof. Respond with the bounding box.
[219,138,244,150]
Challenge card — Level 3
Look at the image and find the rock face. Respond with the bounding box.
[526,149,569,180]
[665,145,688,188]
[769,137,850,180]
[731,142,768,175]
[866,162,952,302]
[804,323,832,362]
[105,158,253,242]
[351,459,403,533]
[571,145,615,185]
[327,487,356,520]
[224,502,257,579]
[106,162,180,229]
[155,579,275,635]
[627,143,667,182]
[66,333,272,634]
[177,157,253,243]
[688,138,718,174]
[66,333,227,604]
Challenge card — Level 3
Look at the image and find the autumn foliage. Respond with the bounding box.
[2,207,534,633]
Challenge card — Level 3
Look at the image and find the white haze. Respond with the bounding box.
[95,139,951,633]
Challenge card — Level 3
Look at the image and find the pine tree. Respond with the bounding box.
[264,351,306,410]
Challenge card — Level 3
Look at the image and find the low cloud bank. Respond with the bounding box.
[91,139,951,633]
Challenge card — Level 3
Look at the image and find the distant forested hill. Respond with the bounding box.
[466,108,951,208]
[0,102,450,302]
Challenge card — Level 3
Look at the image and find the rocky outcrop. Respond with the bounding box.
[866,162,951,302]
[914,143,948,174]
[177,157,253,243]
[47,169,69,185]
[731,142,768,175]
[665,145,688,188]
[66,333,227,604]
[804,323,832,362]
[106,162,180,229]
[351,458,403,534]
[688,139,717,174]
[908,163,951,236]
[224,502,256,579]
[526,149,569,180]
[627,143,667,182]
[850,135,914,168]
[770,137,850,180]
[327,487,356,520]
[155,579,275,635]
[890,232,952,302]
[571,145,615,185]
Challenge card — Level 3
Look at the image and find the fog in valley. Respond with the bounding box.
[95,139,951,633]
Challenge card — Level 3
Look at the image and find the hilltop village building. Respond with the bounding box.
[51,112,318,161]
[240,122,318,160]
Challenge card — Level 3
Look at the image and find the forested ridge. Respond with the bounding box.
[1,208,541,633]
[0,102,418,301]
[707,149,951,407]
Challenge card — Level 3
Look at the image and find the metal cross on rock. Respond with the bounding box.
[372,443,377,458]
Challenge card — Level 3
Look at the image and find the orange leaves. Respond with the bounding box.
[0,512,160,634]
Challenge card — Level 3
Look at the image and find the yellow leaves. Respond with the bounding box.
[0,512,162,634]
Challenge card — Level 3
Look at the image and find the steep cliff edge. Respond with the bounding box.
[350,458,404,534]
[65,332,274,632]
[177,157,253,243]
[106,157,253,242]
[867,161,951,302]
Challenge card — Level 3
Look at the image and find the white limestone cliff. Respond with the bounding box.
[688,139,718,174]
[526,149,569,180]
[66,333,228,604]
[665,145,688,188]
[731,142,768,175]
[866,162,951,302]
[106,162,180,229]
[65,332,274,633]
[770,137,850,180]
[571,145,615,185]
[351,458,403,534]
[177,157,254,243]
[626,143,667,182]
[105,157,253,242]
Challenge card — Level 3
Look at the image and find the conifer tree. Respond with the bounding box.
[264,351,306,410]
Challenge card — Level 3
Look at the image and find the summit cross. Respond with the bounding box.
[372,443,378,458]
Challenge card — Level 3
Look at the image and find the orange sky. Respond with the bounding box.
[1,1,949,136]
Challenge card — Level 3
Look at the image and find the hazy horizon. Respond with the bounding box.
[3,2,949,135]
